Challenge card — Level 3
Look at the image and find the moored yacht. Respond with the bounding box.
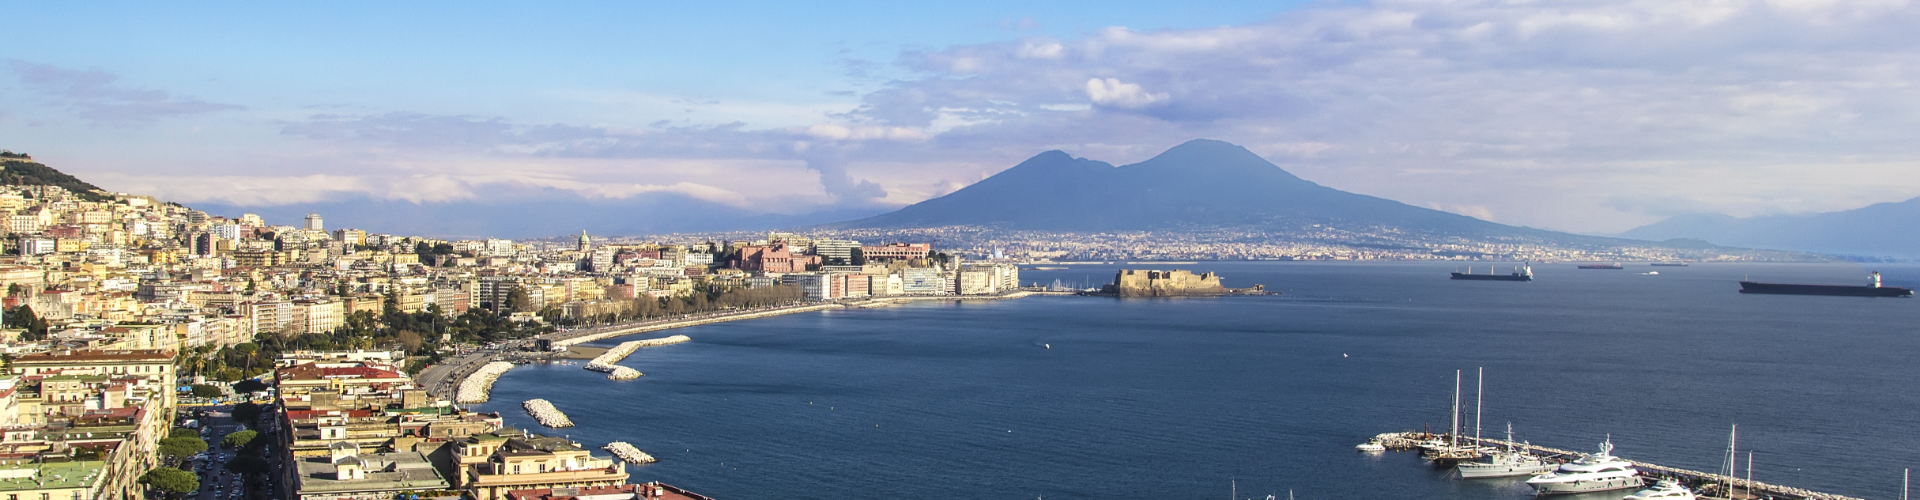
[1458,425,1558,479]
[1355,438,1386,452]
[1524,439,1643,495]
[1622,479,1696,500]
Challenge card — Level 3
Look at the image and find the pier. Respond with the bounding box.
[522,399,574,428]
[1366,431,1866,500]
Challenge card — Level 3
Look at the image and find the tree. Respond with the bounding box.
[225,454,270,475]
[850,247,866,266]
[231,401,262,425]
[168,427,201,440]
[396,329,423,354]
[222,429,258,448]
[4,305,48,340]
[232,379,269,394]
[505,286,533,313]
[189,384,222,399]
[140,467,199,497]
[157,436,208,465]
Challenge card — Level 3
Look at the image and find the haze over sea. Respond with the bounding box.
[478,262,1920,500]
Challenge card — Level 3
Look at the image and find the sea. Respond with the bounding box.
[477,261,1920,500]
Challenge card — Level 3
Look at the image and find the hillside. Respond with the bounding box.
[0,151,107,201]
[1621,197,1920,259]
[827,139,1642,247]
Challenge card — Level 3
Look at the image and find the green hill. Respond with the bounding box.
[0,151,107,201]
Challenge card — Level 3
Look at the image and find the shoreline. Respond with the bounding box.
[448,289,1058,404]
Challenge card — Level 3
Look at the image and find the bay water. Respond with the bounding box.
[479,261,1920,500]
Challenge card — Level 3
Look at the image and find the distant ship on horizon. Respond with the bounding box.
[1739,271,1913,297]
[1578,263,1625,270]
[1451,262,1533,281]
[1650,262,1689,267]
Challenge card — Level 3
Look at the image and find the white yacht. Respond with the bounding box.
[1524,439,1643,495]
[1355,438,1386,452]
[1458,425,1557,479]
[1622,479,1696,500]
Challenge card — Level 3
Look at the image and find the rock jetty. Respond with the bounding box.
[522,399,574,428]
[605,366,642,380]
[603,441,656,464]
[584,335,690,379]
[455,362,517,404]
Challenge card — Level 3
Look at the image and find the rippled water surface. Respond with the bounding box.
[479,261,1920,500]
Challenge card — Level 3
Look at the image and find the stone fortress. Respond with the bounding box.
[1108,269,1226,297]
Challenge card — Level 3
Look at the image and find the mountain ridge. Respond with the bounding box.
[826,139,1604,244]
[1621,197,1920,258]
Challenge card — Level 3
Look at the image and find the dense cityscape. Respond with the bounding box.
[0,154,1028,500]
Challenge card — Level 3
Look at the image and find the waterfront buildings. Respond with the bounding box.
[453,430,629,500]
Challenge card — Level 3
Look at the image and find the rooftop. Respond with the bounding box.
[0,460,105,492]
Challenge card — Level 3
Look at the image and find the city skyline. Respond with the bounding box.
[6,1,1920,236]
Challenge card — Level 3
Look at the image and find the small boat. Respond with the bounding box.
[1356,438,1386,452]
[1524,438,1643,495]
[1622,479,1696,500]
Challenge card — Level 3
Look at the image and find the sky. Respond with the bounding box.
[5,0,1920,236]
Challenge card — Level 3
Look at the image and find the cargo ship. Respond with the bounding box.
[1451,262,1532,281]
[1739,271,1913,297]
[1650,262,1689,267]
[1578,263,1624,270]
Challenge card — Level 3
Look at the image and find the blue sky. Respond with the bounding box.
[6,1,1920,237]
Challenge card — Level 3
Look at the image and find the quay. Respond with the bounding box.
[1366,431,1866,500]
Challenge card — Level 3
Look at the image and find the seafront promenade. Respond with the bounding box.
[425,290,1065,401]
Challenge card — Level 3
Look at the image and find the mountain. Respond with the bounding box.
[830,139,1577,241]
[0,152,108,201]
[1620,197,1920,258]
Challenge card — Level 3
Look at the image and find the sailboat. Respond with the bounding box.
[1424,369,1484,466]
[1457,423,1559,478]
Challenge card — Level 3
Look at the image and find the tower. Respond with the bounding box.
[578,230,590,252]
[304,213,324,231]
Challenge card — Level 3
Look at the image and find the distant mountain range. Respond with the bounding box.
[827,139,1664,248]
[1621,197,1920,259]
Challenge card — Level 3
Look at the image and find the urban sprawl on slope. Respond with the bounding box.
[0,167,1031,499]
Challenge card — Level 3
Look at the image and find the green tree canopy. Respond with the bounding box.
[168,427,201,440]
[231,401,262,424]
[188,384,222,399]
[140,467,199,496]
[222,429,258,449]
[157,436,208,464]
[225,454,270,475]
[231,379,269,394]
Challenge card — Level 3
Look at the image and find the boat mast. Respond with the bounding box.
[1745,450,1753,498]
[1451,370,1461,450]
[1474,367,1483,446]
[1722,424,1737,497]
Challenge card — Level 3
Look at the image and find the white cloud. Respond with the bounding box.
[1084,78,1167,108]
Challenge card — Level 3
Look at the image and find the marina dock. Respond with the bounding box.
[1365,431,1866,500]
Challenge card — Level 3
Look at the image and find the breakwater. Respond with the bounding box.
[584,335,691,375]
[522,399,574,428]
[455,362,516,404]
[603,441,656,464]
[554,305,841,347]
